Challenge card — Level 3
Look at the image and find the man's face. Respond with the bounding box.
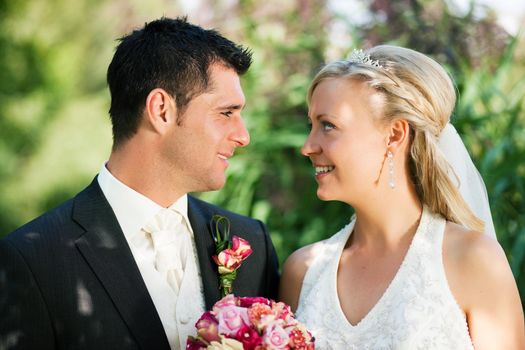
[161,63,250,194]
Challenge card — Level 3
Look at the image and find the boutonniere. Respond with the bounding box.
[210,215,253,297]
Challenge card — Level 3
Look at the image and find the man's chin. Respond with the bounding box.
[187,172,227,193]
[199,178,226,193]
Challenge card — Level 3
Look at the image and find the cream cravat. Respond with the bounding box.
[143,208,192,295]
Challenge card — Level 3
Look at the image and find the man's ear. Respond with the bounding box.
[144,88,177,134]
[386,119,410,153]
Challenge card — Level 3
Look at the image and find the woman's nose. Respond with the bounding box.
[301,133,320,157]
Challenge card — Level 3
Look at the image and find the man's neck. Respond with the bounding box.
[107,142,186,208]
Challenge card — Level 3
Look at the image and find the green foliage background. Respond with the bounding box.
[1,0,524,301]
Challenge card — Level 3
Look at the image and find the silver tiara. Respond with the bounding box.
[347,49,383,68]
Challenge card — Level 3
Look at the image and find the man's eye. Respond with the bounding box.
[221,111,233,117]
[322,121,335,131]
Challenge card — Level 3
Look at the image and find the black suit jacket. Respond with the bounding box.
[0,177,280,350]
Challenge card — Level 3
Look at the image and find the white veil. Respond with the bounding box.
[437,123,497,239]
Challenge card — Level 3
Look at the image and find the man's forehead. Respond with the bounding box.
[204,68,245,105]
[207,64,241,87]
[208,93,246,110]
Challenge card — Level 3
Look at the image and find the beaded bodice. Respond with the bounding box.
[296,207,474,350]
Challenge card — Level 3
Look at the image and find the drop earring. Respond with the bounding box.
[387,150,395,189]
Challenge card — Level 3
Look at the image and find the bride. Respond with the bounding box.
[280,45,525,349]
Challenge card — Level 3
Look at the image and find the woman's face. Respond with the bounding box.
[302,78,390,205]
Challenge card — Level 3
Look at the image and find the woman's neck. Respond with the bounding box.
[350,182,423,250]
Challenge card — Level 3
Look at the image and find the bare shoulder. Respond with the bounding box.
[279,240,326,311]
[443,222,507,276]
[443,222,525,348]
[282,240,325,277]
[443,222,510,296]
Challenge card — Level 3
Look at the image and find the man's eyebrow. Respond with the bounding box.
[218,103,245,110]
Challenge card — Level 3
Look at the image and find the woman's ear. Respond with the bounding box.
[144,88,177,134]
[386,119,410,153]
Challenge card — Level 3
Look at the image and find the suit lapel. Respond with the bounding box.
[187,196,221,310]
[72,178,170,350]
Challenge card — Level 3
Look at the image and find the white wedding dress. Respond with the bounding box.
[296,206,474,350]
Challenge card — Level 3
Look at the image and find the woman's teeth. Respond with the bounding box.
[315,166,335,175]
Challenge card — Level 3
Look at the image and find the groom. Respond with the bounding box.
[0,17,279,350]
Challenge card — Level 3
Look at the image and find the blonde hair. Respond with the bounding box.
[308,45,484,231]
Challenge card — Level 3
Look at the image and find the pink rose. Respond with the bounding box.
[258,313,278,330]
[213,250,244,273]
[212,236,253,273]
[264,323,290,349]
[195,311,220,343]
[213,294,237,313]
[216,305,250,336]
[236,324,263,350]
[239,296,271,308]
[231,236,253,259]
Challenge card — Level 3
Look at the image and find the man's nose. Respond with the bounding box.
[232,116,250,147]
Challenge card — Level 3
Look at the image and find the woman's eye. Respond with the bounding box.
[322,121,335,131]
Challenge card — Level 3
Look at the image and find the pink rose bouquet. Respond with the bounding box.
[187,294,315,350]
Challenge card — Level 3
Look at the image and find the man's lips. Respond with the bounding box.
[218,152,234,166]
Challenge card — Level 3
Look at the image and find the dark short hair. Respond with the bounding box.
[107,17,252,147]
